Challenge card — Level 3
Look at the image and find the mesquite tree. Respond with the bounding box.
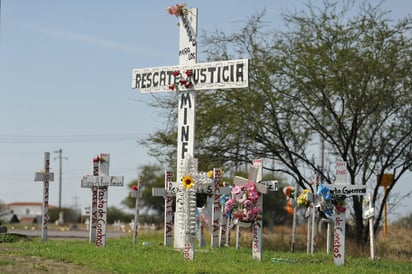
[140,1,412,244]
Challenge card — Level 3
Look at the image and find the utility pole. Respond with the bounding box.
[54,149,67,209]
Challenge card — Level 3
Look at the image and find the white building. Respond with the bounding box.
[4,202,56,223]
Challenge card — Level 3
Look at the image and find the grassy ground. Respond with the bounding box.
[0,223,411,273]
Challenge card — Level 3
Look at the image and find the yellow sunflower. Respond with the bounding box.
[181,175,194,189]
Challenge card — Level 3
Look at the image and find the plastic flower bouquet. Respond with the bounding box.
[224,182,262,225]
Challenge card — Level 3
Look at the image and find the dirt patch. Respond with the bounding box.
[0,254,101,274]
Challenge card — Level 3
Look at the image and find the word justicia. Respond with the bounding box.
[133,62,246,90]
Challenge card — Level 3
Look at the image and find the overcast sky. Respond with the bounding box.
[1,0,411,220]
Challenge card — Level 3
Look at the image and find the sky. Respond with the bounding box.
[1,0,411,220]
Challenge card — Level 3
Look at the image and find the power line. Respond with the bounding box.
[0,133,148,143]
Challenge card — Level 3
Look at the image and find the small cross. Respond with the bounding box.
[232,159,268,261]
[34,152,55,242]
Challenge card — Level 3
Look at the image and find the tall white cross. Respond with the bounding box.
[34,152,55,242]
[132,5,249,251]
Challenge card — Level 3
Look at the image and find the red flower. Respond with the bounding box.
[168,84,175,91]
[185,70,192,77]
[336,205,346,213]
[172,70,180,77]
[179,79,186,85]
[131,185,138,191]
[185,82,192,88]
[93,155,99,162]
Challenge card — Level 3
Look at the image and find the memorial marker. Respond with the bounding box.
[80,156,99,242]
[210,168,230,248]
[80,153,124,247]
[34,152,55,242]
[132,4,249,250]
[233,159,269,261]
[328,160,366,265]
[132,176,142,244]
[152,171,175,247]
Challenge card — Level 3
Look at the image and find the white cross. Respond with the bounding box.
[34,152,55,242]
[321,160,367,265]
[80,156,99,243]
[80,153,124,247]
[131,5,249,254]
[232,159,268,261]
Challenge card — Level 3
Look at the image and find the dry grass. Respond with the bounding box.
[204,222,412,262]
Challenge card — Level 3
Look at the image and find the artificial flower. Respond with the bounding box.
[224,181,262,224]
[181,175,194,189]
[185,69,193,77]
[297,189,311,207]
[283,186,295,199]
[336,205,346,213]
[317,183,332,201]
[247,190,259,202]
[166,3,187,17]
[231,185,242,195]
[244,181,257,192]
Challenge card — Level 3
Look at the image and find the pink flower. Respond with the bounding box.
[224,198,236,213]
[248,190,260,201]
[232,208,245,219]
[231,185,242,195]
[242,199,252,209]
[244,181,257,192]
[166,3,187,17]
[250,207,261,215]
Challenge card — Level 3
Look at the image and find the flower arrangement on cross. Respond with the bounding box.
[168,69,193,91]
[283,178,347,218]
[166,3,188,17]
[224,181,262,225]
[93,155,106,163]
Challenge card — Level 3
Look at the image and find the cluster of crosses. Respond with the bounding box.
[32,3,375,267]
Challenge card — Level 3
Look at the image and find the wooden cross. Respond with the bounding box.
[79,155,99,243]
[132,5,249,252]
[152,171,176,247]
[363,193,375,260]
[232,159,268,261]
[34,152,55,242]
[80,153,124,247]
[322,160,367,265]
[131,176,143,244]
[210,168,231,248]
